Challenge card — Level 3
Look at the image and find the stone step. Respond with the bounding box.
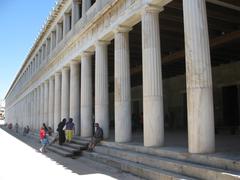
[51,144,81,155]
[63,142,83,150]
[73,136,91,141]
[71,138,89,146]
[63,142,88,151]
[82,151,195,180]
[95,145,240,180]
[100,141,240,172]
[47,146,73,157]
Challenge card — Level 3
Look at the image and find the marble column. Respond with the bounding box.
[32,91,34,129]
[142,5,164,147]
[183,0,215,153]
[24,95,27,127]
[51,31,56,50]
[54,72,62,132]
[29,94,31,127]
[40,83,44,127]
[23,94,29,127]
[82,0,91,17]
[70,60,80,135]
[36,54,39,70]
[81,52,93,137]
[63,13,71,36]
[46,38,51,57]
[31,91,34,129]
[44,80,49,125]
[95,41,110,139]
[37,86,41,129]
[34,88,38,130]
[27,94,30,127]
[114,26,132,143]
[48,76,55,129]
[61,67,70,120]
[72,0,80,27]
[42,44,46,62]
[57,22,63,43]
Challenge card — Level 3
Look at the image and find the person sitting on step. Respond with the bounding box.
[88,123,103,152]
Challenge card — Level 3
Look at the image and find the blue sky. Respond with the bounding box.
[0,0,56,103]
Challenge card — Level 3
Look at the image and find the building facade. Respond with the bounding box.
[5,0,240,154]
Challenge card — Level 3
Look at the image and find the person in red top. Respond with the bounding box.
[39,127,48,153]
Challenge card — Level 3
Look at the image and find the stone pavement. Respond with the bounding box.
[0,128,142,180]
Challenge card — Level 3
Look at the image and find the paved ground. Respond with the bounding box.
[0,127,142,180]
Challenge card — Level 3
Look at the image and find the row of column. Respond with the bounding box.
[9,0,214,154]
[11,0,93,104]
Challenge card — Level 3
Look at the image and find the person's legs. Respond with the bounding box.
[69,130,73,142]
[88,142,93,151]
[39,146,42,152]
[39,142,44,152]
[59,132,62,145]
[42,144,46,153]
[65,130,69,142]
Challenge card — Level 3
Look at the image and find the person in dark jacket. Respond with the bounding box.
[57,119,66,145]
[88,123,103,152]
[42,123,49,134]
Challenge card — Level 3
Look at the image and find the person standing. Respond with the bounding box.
[57,119,66,145]
[42,123,49,134]
[39,126,48,153]
[65,118,75,143]
[15,123,19,133]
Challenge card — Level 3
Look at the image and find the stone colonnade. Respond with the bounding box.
[6,0,215,154]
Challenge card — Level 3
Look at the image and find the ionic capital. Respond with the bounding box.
[80,51,94,58]
[70,59,80,65]
[62,65,70,71]
[55,71,61,76]
[141,4,163,14]
[113,25,132,34]
[95,40,111,47]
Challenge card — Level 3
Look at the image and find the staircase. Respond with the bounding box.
[3,127,240,179]
[47,136,89,157]
[82,141,240,180]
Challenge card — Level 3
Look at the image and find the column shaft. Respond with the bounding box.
[37,86,41,129]
[82,0,91,17]
[44,81,49,125]
[81,53,93,137]
[32,91,34,129]
[142,6,164,147]
[70,61,80,135]
[54,72,62,132]
[72,0,80,26]
[40,83,44,127]
[34,88,37,130]
[63,13,70,36]
[49,77,55,129]
[57,23,63,43]
[183,0,215,153]
[61,67,70,119]
[51,31,56,50]
[114,28,132,143]
[95,41,109,139]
